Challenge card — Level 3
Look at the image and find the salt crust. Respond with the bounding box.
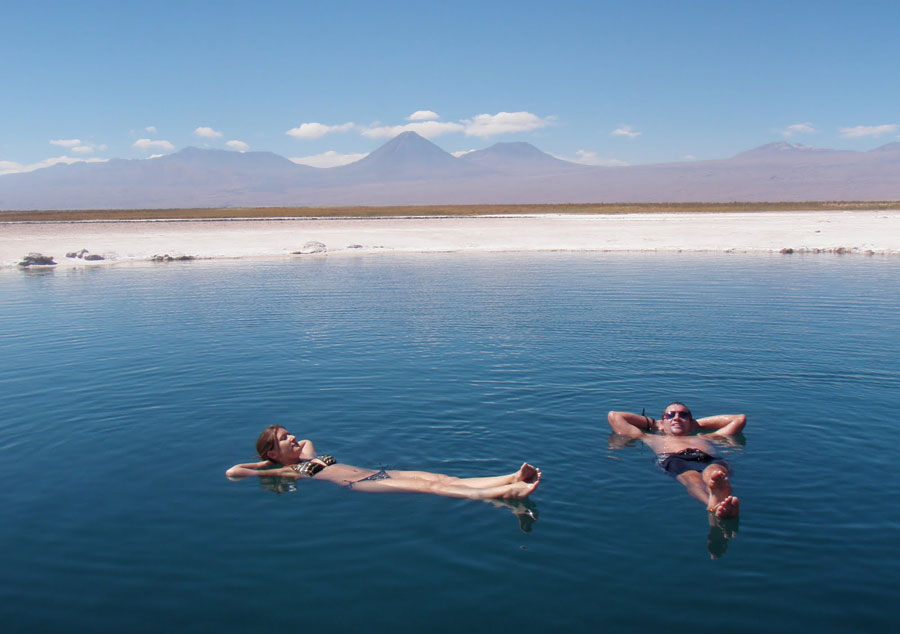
[2,211,898,268]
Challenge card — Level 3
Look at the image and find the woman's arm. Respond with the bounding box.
[696,414,747,436]
[297,440,317,460]
[225,460,298,479]
[607,411,652,440]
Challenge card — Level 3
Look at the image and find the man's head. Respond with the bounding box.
[660,402,694,436]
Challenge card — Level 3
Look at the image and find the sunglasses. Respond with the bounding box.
[662,410,692,420]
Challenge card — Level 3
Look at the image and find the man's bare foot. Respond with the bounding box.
[704,466,735,515]
[711,495,739,518]
[515,463,541,484]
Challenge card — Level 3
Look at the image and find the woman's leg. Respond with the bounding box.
[387,463,540,488]
[346,475,539,499]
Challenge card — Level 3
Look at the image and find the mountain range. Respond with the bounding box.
[2,132,899,210]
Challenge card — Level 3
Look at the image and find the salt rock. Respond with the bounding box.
[292,241,327,255]
[18,253,56,266]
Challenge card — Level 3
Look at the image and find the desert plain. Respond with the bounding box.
[2,204,899,268]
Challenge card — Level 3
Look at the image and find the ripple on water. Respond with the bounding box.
[1,253,899,632]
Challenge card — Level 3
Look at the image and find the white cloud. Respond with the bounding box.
[683,154,697,161]
[550,150,631,167]
[285,122,355,140]
[462,111,552,137]
[0,160,27,175]
[144,126,157,134]
[781,122,817,138]
[194,126,223,139]
[561,150,629,167]
[133,138,175,152]
[50,140,107,154]
[0,155,108,176]
[226,140,249,152]
[356,110,554,140]
[361,120,465,139]
[50,138,82,148]
[611,125,641,139]
[290,151,368,168]
[452,149,476,157]
[407,110,440,121]
[839,124,899,138]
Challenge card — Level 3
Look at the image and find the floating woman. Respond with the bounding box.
[226,425,541,499]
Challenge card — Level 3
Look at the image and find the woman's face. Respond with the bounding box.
[268,427,301,463]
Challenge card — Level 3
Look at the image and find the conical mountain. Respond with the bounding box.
[331,131,486,182]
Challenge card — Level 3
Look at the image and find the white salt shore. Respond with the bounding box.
[2,211,899,269]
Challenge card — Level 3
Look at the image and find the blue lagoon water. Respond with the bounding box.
[1,253,899,632]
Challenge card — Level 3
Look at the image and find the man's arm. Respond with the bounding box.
[695,414,747,436]
[607,411,653,440]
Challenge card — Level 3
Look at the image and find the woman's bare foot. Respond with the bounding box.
[499,478,540,499]
[515,463,541,484]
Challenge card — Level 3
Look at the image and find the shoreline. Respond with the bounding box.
[3,210,899,269]
[2,201,899,222]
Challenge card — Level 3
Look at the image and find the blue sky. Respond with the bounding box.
[2,0,899,175]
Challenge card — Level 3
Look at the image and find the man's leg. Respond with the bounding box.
[676,471,709,504]
[675,465,739,518]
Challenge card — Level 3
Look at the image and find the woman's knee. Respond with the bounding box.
[418,472,459,485]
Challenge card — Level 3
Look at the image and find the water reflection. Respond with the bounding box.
[257,475,298,495]
[17,266,57,277]
[484,498,540,533]
[708,514,740,559]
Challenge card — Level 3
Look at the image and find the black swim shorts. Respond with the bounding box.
[656,448,729,478]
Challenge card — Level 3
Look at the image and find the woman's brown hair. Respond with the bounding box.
[256,425,284,462]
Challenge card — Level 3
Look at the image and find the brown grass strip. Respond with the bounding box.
[1,201,899,222]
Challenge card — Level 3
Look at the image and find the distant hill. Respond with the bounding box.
[870,141,900,153]
[459,141,588,174]
[731,142,853,161]
[2,134,900,209]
